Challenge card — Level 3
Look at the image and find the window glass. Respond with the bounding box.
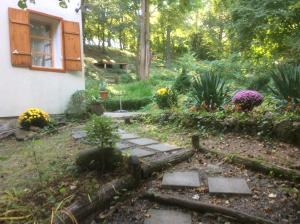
[30,20,53,67]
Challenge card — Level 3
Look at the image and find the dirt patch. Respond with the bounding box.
[201,133,300,168]
[146,152,299,223]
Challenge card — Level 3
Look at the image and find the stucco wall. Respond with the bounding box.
[0,0,85,117]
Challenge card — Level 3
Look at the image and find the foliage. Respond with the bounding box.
[104,98,152,111]
[65,90,88,119]
[232,90,264,112]
[84,115,122,172]
[172,68,191,94]
[18,108,50,129]
[248,73,271,92]
[85,115,119,148]
[191,71,228,111]
[269,64,300,108]
[154,87,177,109]
[99,81,107,91]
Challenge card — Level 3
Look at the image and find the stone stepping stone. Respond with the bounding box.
[72,130,87,140]
[116,142,131,150]
[162,171,201,188]
[127,138,159,146]
[208,177,251,195]
[120,133,139,140]
[118,129,127,134]
[144,209,191,224]
[146,143,181,152]
[122,148,156,158]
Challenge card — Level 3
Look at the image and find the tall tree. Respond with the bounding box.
[138,0,151,80]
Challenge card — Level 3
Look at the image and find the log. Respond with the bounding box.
[141,149,195,178]
[55,175,137,224]
[144,191,277,224]
[198,145,300,182]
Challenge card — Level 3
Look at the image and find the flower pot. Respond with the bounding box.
[100,91,109,100]
[89,102,105,115]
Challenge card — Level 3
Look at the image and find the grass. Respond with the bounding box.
[0,125,114,223]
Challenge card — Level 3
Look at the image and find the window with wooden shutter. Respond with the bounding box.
[8,8,31,67]
[63,21,82,71]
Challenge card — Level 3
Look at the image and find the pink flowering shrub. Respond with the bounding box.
[232,90,264,112]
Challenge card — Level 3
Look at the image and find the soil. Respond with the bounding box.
[201,132,300,169]
[83,150,299,224]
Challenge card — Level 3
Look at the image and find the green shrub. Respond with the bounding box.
[172,69,191,94]
[104,98,152,111]
[79,115,122,172]
[191,71,228,111]
[248,73,271,91]
[65,90,89,119]
[154,88,177,109]
[85,115,119,148]
[269,64,300,106]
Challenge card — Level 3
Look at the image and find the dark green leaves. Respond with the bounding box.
[192,71,228,111]
[269,64,300,104]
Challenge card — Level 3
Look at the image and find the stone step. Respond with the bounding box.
[144,209,192,224]
[162,171,202,188]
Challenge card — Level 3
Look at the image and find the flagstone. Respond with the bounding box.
[162,171,201,188]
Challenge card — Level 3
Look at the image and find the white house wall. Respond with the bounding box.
[0,0,85,117]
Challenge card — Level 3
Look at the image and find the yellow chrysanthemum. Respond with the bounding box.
[157,88,169,96]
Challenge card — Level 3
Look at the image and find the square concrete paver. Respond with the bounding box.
[208,177,251,195]
[162,171,201,188]
[127,138,159,146]
[116,142,131,150]
[122,148,156,158]
[144,209,191,224]
[120,133,139,140]
[146,143,181,152]
[72,130,87,140]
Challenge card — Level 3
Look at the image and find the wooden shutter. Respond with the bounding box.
[8,8,31,67]
[63,21,82,71]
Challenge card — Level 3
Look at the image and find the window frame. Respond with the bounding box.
[28,10,66,73]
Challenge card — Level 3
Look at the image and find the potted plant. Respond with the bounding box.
[88,96,105,116]
[99,81,109,100]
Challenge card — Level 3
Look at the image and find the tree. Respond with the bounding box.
[138,0,151,80]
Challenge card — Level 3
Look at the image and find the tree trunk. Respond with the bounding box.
[165,26,171,68]
[81,0,86,46]
[102,23,106,52]
[138,0,151,80]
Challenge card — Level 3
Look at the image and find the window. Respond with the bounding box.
[9,7,82,71]
[30,21,53,67]
[29,13,64,70]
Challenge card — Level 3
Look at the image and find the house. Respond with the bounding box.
[0,0,85,118]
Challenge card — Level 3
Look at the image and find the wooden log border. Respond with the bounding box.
[143,191,277,224]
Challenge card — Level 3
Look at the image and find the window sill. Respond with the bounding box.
[30,66,66,73]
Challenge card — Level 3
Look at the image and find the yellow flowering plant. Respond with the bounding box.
[154,87,177,109]
[18,108,50,129]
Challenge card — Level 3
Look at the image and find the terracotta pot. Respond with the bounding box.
[100,91,109,100]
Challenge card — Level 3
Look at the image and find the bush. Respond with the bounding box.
[154,88,177,109]
[104,98,152,111]
[85,115,119,148]
[232,90,264,112]
[269,64,300,108]
[79,115,123,172]
[172,68,191,94]
[248,73,271,91]
[191,71,228,111]
[65,90,89,119]
[18,108,50,129]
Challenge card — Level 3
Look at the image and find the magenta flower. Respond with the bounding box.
[232,90,264,111]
